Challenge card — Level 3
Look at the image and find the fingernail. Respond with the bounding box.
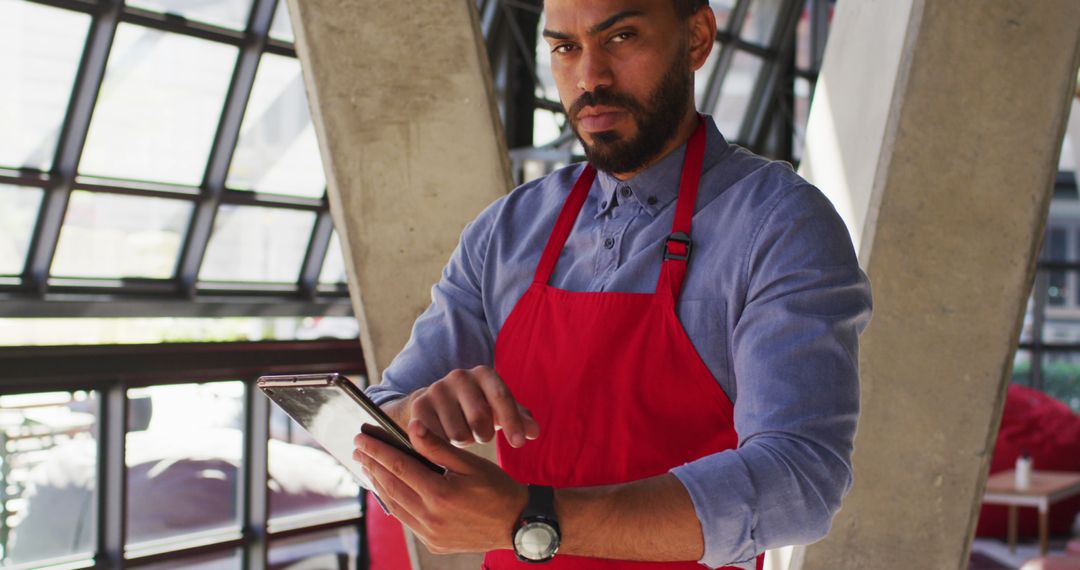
[512,433,525,447]
[355,435,365,450]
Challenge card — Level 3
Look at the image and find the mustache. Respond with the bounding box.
[568,88,645,121]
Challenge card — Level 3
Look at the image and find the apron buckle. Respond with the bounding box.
[663,231,693,262]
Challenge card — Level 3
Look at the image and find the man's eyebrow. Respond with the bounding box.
[541,10,646,41]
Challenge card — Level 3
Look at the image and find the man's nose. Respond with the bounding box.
[576,48,614,94]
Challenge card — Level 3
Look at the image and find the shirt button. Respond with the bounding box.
[603,237,615,249]
[620,186,632,198]
[647,196,658,205]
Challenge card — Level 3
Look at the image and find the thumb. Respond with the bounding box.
[408,419,475,474]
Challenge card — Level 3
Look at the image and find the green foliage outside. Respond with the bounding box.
[1012,359,1080,414]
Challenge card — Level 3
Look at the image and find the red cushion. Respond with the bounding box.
[976,384,1080,538]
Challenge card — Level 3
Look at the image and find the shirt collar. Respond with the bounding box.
[593,115,730,219]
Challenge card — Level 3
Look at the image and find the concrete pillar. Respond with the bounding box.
[794,1,1080,568]
[285,1,512,568]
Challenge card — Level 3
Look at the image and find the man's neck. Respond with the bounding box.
[610,109,700,182]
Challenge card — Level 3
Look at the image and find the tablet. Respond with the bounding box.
[257,373,445,492]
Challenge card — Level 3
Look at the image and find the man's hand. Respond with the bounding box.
[383,366,539,448]
[353,419,528,554]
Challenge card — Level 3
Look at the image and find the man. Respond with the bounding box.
[352,0,872,568]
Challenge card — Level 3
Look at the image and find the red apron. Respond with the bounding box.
[484,120,764,570]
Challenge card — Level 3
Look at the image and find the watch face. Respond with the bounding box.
[514,520,559,562]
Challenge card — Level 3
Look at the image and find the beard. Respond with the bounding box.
[567,53,694,175]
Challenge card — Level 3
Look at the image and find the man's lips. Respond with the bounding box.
[577,107,628,132]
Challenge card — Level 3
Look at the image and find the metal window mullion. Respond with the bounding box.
[298,206,335,300]
[23,0,122,295]
[700,0,753,113]
[738,0,803,149]
[809,0,830,71]
[241,379,271,570]
[175,0,277,295]
[95,382,129,568]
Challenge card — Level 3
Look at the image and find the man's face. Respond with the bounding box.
[542,0,709,174]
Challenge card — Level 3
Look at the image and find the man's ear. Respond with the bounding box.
[687,7,717,72]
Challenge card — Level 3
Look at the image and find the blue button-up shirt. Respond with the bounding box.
[367,116,872,568]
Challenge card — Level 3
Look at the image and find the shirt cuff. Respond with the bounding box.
[365,386,407,408]
[671,450,760,568]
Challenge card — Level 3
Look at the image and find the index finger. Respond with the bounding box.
[472,367,528,448]
[354,432,443,493]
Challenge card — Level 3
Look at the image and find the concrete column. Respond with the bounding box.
[794,1,1080,568]
[286,1,512,569]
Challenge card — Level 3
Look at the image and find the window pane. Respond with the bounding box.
[130,548,241,569]
[80,24,237,186]
[712,0,736,32]
[269,0,294,42]
[268,404,360,524]
[319,232,347,285]
[1040,352,1080,413]
[793,77,812,161]
[50,191,191,279]
[1,391,98,566]
[712,51,764,140]
[227,54,325,198]
[0,185,43,276]
[0,2,89,171]
[199,206,315,283]
[269,526,359,570]
[1012,349,1030,386]
[125,0,254,31]
[742,0,784,46]
[1046,227,1067,307]
[126,383,244,547]
[0,317,356,346]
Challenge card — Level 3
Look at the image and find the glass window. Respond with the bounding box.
[199,205,315,283]
[1046,227,1068,307]
[793,77,812,160]
[712,50,763,140]
[130,548,242,569]
[268,526,359,570]
[0,184,43,276]
[126,382,244,547]
[0,2,90,171]
[1039,352,1080,413]
[227,53,325,198]
[0,317,357,346]
[319,232,347,285]
[712,0,737,32]
[50,191,192,280]
[1,391,98,566]
[742,0,785,46]
[269,0,294,43]
[1012,349,1030,386]
[79,24,237,186]
[125,0,254,32]
[268,403,360,525]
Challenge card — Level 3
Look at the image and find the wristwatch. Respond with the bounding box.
[512,484,561,563]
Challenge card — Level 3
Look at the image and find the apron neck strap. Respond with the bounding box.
[533,164,597,285]
[657,116,707,303]
[532,116,708,297]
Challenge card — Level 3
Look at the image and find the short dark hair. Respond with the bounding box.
[674,0,710,19]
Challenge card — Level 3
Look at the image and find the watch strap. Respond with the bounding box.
[521,484,557,521]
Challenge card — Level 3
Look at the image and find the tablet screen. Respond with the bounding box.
[258,374,443,492]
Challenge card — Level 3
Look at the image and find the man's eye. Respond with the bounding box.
[610,31,635,43]
[552,44,576,54]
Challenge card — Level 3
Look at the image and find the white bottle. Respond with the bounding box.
[1016,451,1033,490]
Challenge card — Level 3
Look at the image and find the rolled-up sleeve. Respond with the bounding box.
[365,198,503,406]
[671,185,872,568]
